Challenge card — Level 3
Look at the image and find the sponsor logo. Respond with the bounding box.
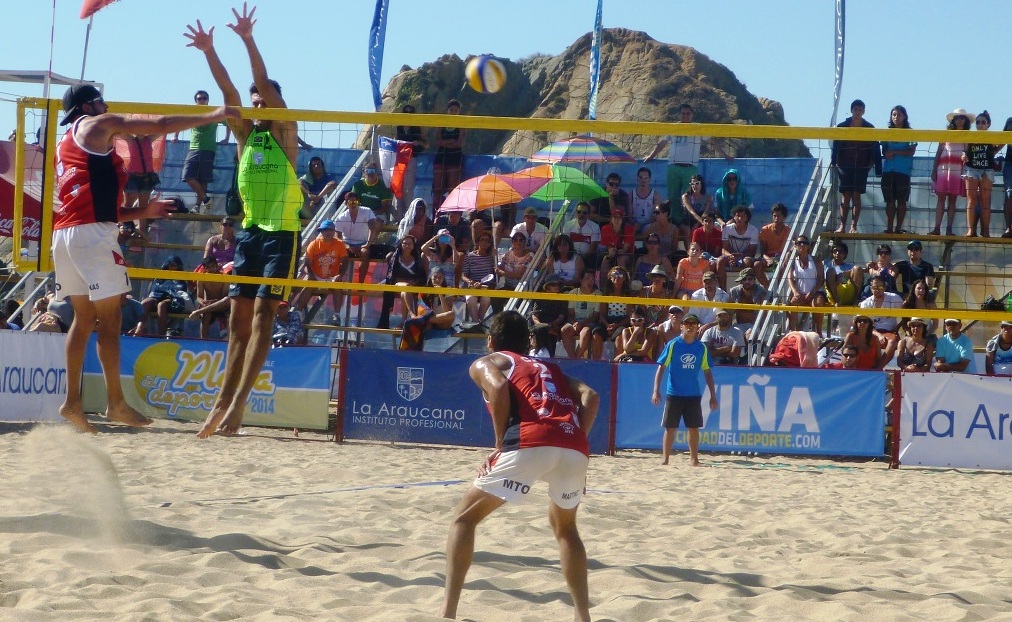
[397,367,424,401]
[253,152,264,165]
[680,353,696,368]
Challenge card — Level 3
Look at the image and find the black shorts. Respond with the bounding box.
[182,149,215,184]
[229,227,300,300]
[838,167,871,193]
[880,172,911,203]
[125,172,160,194]
[662,395,703,429]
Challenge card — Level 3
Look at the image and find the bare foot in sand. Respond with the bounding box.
[691,460,702,467]
[196,407,228,438]
[661,459,669,465]
[216,411,244,436]
[59,404,97,434]
[106,403,153,427]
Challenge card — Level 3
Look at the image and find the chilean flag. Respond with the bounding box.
[378,135,412,199]
[80,0,119,18]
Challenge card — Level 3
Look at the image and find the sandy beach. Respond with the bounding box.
[1,418,1009,621]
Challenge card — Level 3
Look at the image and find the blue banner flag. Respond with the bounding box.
[588,0,603,121]
[368,0,390,111]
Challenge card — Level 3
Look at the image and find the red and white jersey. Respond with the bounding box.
[494,351,589,456]
[54,117,126,231]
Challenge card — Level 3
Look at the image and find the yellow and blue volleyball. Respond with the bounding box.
[465,55,507,94]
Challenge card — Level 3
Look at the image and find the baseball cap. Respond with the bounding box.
[318,219,336,231]
[437,228,452,238]
[944,318,961,325]
[714,308,730,316]
[610,209,624,217]
[736,267,756,282]
[668,305,684,313]
[907,240,923,250]
[524,206,538,216]
[702,271,717,281]
[1000,319,1012,328]
[221,216,235,225]
[60,84,103,125]
[682,313,700,324]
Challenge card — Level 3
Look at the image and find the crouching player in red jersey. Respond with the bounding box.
[439,310,599,621]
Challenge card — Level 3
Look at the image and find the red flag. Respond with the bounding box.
[80,0,118,19]
[378,136,413,199]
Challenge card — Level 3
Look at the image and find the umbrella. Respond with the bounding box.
[438,170,551,212]
[530,135,636,163]
[526,164,609,203]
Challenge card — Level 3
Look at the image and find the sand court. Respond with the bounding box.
[0,419,1009,621]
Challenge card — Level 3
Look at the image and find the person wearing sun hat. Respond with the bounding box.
[985,319,1012,376]
[896,317,934,372]
[929,108,972,235]
[934,318,977,373]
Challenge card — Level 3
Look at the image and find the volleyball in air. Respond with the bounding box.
[465,55,507,94]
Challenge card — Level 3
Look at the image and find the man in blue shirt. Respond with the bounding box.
[651,313,719,466]
[934,318,977,373]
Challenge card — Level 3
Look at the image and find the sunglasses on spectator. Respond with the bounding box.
[575,210,586,215]
[842,352,858,358]
[795,240,810,246]
[630,317,645,322]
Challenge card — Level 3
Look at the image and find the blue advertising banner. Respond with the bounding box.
[615,365,886,457]
[81,336,332,429]
[343,350,612,454]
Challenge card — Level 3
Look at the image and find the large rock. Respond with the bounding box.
[360,28,810,158]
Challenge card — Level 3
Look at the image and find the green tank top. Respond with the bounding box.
[237,128,302,232]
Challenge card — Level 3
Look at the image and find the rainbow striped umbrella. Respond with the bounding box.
[530,135,636,163]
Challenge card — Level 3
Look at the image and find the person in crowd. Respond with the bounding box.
[190,255,230,339]
[642,201,678,260]
[862,244,898,298]
[929,108,970,236]
[831,99,882,233]
[597,266,633,359]
[896,317,934,373]
[893,239,935,296]
[985,319,1012,376]
[712,169,752,225]
[293,218,348,320]
[377,234,427,329]
[122,133,160,214]
[175,89,230,211]
[397,197,433,242]
[614,305,659,362]
[656,304,684,344]
[588,172,630,226]
[716,205,758,289]
[639,264,671,327]
[431,99,465,210]
[352,160,394,222]
[562,201,601,264]
[676,241,709,300]
[754,203,789,288]
[934,318,977,373]
[187,7,306,438]
[859,275,904,365]
[117,220,147,268]
[546,234,584,289]
[690,212,722,266]
[439,311,597,622]
[1002,117,1012,239]
[271,300,305,346]
[529,323,553,358]
[599,208,636,275]
[629,167,660,232]
[824,240,863,306]
[679,174,713,250]
[420,267,459,332]
[140,256,192,336]
[700,308,745,365]
[423,227,463,288]
[899,279,938,338]
[652,312,718,467]
[433,208,471,251]
[510,206,549,252]
[333,191,381,283]
[632,232,674,286]
[690,270,730,327]
[880,105,917,233]
[561,268,603,359]
[644,102,732,201]
[822,343,861,370]
[843,315,883,370]
[460,230,497,323]
[727,267,767,338]
[119,293,145,335]
[786,234,826,336]
[496,230,533,291]
[529,274,569,356]
[962,110,999,237]
[204,215,238,266]
[395,103,427,205]
[298,156,337,219]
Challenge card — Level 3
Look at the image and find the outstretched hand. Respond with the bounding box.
[184,20,214,51]
[227,2,257,40]
[215,106,241,123]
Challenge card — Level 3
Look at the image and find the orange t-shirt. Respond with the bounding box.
[306,237,348,279]
[759,223,789,259]
[678,257,707,292]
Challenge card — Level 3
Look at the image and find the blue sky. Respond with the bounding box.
[3,0,1010,142]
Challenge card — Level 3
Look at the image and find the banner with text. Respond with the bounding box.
[0,331,67,421]
[82,336,331,429]
[342,349,612,454]
[899,373,1012,470]
[615,365,886,456]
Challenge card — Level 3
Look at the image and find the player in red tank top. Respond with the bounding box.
[440,311,599,621]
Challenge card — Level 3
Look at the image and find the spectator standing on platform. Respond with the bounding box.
[652,313,718,467]
[175,89,230,211]
[716,205,758,289]
[431,99,465,209]
[859,276,904,365]
[562,201,600,264]
[1002,117,1012,238]
[712,169,752,225]
[962,111,999,237]
[588,172,630,226]
[831,99,882,233]
[880,105,917,233]
[53,81,236,433]
[352,160,394,222]
[985,320,1012,376]
[755,203,789,287]
[896,317,934,373]
[629,167,660,232]
[187,7,304,438]
[786,234,826,336]
[439,310,598,622]
[934,318,977,373]
[333,192,381,284]
[930,109,970,236]
[395,103,427,206]
[298,156,337,219]
[679,174,713,249]
[893,239,935,296]
[204,215,238,266]
[644,103,731,202]
[824,241,863,306]
[700,308,745,365]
